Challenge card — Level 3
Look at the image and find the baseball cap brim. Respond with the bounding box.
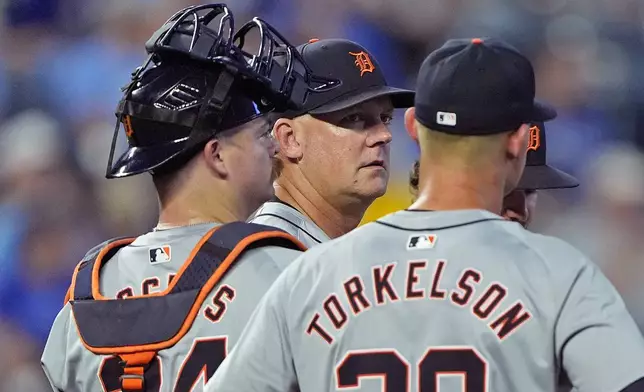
[516,164,579,190]
[308,85,415,115]
[530,99,557,122]
[108,138,188,178]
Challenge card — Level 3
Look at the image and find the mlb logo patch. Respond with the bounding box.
[149,245,171,264]
[407,234,437,250]
[436,111,457,126]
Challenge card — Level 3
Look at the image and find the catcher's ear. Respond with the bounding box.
[404,107,418,143]
[203,138,228,177]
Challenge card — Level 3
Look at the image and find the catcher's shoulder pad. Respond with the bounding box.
[69,221,305,355]
[63,236,134,305]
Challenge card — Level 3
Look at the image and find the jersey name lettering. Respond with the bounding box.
[306,260,532,344]
[115,278,237,324]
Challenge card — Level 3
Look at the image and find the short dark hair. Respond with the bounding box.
[265,112,283,129]
[409,160,420,197]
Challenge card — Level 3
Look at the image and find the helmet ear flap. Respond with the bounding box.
[106,61,262,179]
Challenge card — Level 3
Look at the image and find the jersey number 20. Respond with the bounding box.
[336,346,487,391]
[98,337,227,391]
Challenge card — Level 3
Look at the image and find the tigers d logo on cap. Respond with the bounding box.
[349,51,375,76]
[280,39,414,117]
[527,125,541,151]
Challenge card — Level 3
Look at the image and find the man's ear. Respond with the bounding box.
[273,117,303,160]
[404,107,419,143]
[203,138,228,177]
[507,123,530,160]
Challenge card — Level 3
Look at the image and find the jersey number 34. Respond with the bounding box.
[98,337,227,391]
[336,346,487,391]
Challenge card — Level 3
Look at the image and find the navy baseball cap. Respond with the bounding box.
[414,37,557,135]
[516,122,579,190]
[283,38,415,117]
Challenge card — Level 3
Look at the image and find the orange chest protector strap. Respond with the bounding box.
[69,221,305,391]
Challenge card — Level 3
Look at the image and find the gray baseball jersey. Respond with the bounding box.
[249,199,330,248]
[207,209,644,392]
[41,222,302,392]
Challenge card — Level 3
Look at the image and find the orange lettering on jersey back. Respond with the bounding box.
[372,263,400,305]
[344,275,372,315]
[115,275,173,298]
[450,269,482,306]
[306,313,334,345]
[472,283,507,320]
[405,260,427,299]
[116,287,134,299]
[429,260,447,299]
[324,294,348,329]
[204,285,236,323]
[306,261,533,344]
[489,300,532,340]
[142,277,161,295]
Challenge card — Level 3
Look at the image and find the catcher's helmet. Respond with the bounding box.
[106,4,339,179]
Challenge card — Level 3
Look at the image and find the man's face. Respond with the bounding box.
[502,189,538,228]
[297,96,395,203]
[220,116,279,210]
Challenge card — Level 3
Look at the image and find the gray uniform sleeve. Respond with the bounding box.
[556,261,644,392]
[41,304,72,392]
[206,258,299,392]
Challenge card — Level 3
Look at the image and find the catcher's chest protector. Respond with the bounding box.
[68,222,305,392]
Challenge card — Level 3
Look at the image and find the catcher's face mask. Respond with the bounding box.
[106,3,340,179]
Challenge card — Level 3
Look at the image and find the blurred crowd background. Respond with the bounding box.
[0,0,643,390]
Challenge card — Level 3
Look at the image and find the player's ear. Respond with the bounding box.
[203,138,229,178]
[404,107,419,144]
[273,117,303,160]
[506,123,530,160]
